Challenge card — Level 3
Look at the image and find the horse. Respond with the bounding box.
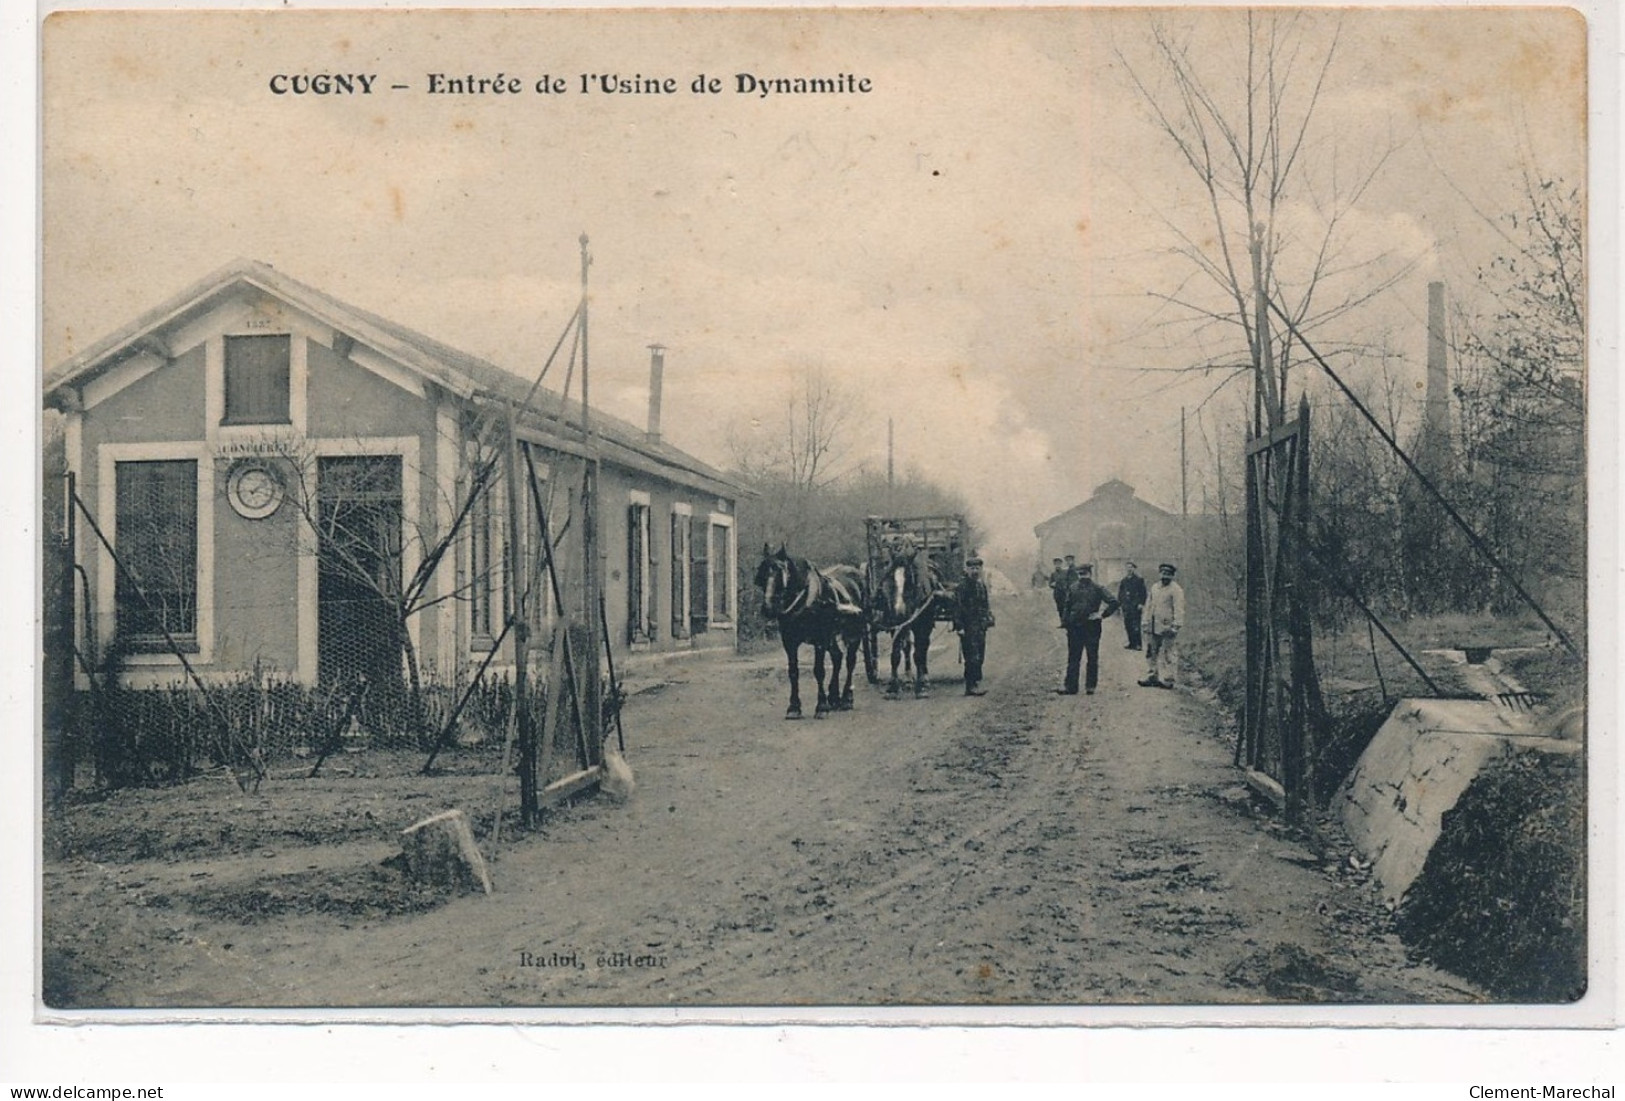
[874,553,940,698]
[753,545,874,719]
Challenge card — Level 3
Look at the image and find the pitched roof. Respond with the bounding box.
[1033,481,1175,537]
[46,259,744,498]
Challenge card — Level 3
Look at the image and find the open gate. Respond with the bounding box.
[1239,395,1325,823]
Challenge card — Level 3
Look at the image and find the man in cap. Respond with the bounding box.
[1116,561,1148,651]
[1139,563,1186,689]
[952,555,995,696]
[1057,562,1118,695]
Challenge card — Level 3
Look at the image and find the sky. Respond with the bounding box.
[40,5,1591,566]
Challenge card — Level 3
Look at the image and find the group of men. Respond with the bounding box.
[1048,556,1184,695]
[945,551,1186,700]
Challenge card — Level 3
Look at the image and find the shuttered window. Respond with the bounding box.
[223,334,292,425]
[627,502,651,643]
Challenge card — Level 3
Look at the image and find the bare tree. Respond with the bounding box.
[258,410,508,739]
[1119,11,1414,429]
[728,366,866,493]
[1449,173,1586,606]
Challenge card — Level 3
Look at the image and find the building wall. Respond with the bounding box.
[598,465,737,661]
[477,455,739,670]
[1036,501,1184,589]
[71,310,442,687]
[64,292,736,688]
[211,459,301,674]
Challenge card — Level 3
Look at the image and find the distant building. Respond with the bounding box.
[1032,479,1184,589]
[45,259,744,690]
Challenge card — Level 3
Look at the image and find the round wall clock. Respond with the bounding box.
[227,460,285,519]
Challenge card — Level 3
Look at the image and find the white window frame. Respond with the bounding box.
[96,442,215,667]
[433,399,461,679]
[295,436,421,684]
[467,477,500,650]
[220,333,295,427]
[626,490,653,645]
[206,329,309,447]
[706,510,736,628]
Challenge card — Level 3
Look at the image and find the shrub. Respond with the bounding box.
[1395,749,1586,1002]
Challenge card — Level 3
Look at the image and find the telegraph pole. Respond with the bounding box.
[887,417,895,512]
[1180,406,1188,520]
[579,232,603,770]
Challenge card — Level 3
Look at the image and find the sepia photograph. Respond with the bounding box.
[31,1,1608,1028]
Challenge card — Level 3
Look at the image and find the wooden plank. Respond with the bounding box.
[1246,419,1303,456]
[1243,768,1287,809]
[539,765,604,808]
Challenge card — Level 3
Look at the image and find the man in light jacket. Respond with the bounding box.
[1138,563,1185,689]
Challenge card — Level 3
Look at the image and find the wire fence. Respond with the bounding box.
[50,666,545,794]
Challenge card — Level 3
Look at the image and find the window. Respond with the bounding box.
[710,519,734,623]
[689,515,709,635]
[115,459,198,648]
[315,455,405,688]
[223,334,291,425]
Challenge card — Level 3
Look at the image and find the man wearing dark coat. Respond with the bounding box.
[952,556,995,696]
[1116,561,1148,651]
[1058,563,1119,695]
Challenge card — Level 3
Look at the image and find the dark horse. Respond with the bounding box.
[753,545,874,719]
[875,554,940,698]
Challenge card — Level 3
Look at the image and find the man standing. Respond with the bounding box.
[953,555,994,696]
[1048,557,1067,624]
[1116,561,1148,651]
[1139,563,1186,689]
[1058,563,1118,695]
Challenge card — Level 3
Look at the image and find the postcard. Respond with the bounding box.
[26,2,1612,1058]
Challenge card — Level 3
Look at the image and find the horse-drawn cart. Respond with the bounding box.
[864,514,969,697]
[863,514,969,622]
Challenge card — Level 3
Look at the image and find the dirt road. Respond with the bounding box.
[43,591,1481,1008]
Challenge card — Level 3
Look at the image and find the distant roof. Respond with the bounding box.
[1032,479,1175,537]
[45,258,744,498]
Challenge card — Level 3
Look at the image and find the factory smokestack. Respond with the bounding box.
[1422,282,1453,476]
[646,344,665,444]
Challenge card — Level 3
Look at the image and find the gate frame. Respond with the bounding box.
[1240,394,1325,823]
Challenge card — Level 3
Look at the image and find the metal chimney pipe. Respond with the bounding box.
[647,343,665,443]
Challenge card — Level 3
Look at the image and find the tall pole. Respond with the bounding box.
[887,417,895,513]
[1180,405,1189,565]
[1180,406,1188,520]
[505,415,535,823]
[579,233,603,768]
[1250,223,1281,431]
